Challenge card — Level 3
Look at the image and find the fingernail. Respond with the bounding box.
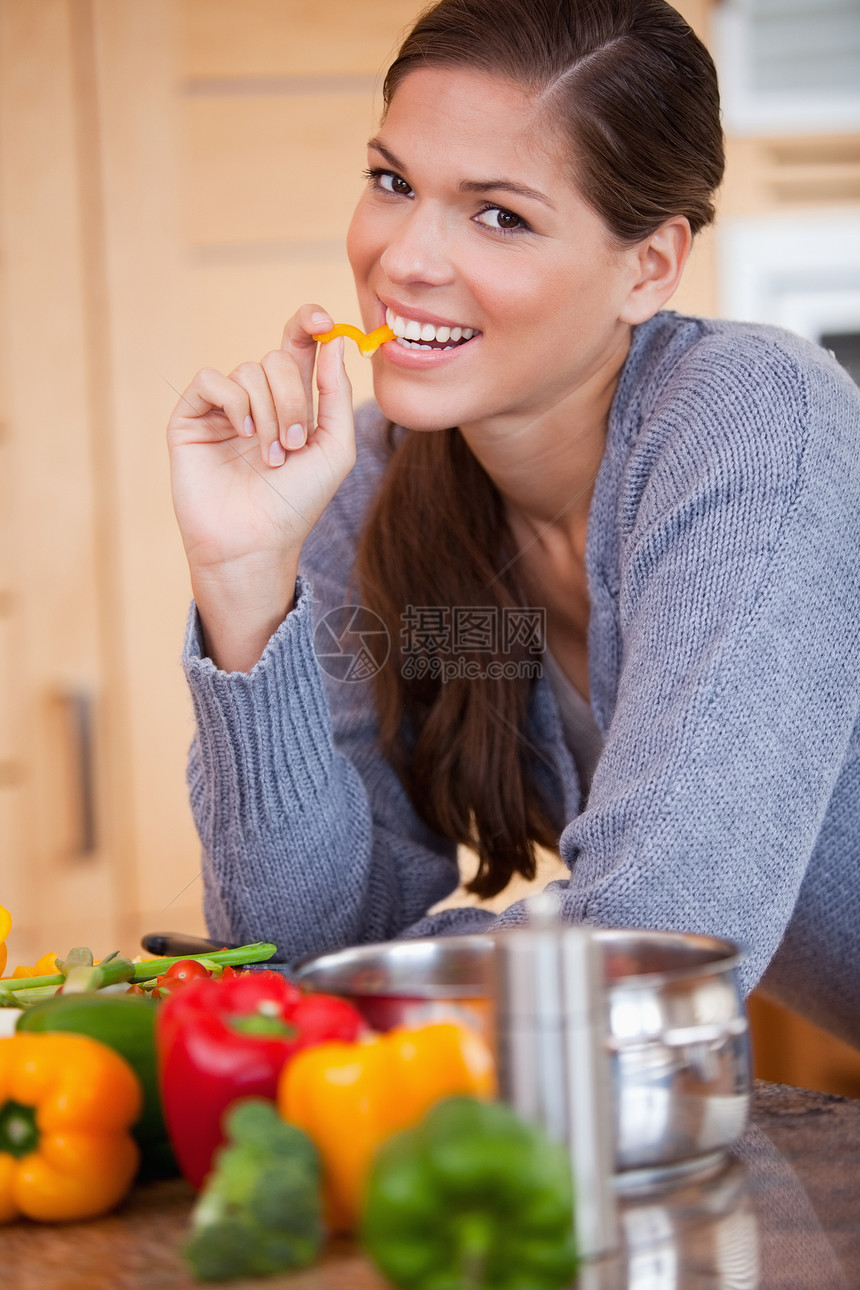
[242,415,255,437]
[311,313,331,332]
[268,440,286,466]
[286,423,305,449]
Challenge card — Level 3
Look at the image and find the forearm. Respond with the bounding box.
[183,580,460,958]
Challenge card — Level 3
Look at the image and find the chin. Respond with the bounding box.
[372,376,465,433]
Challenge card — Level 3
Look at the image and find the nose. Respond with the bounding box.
[379,203,455,289]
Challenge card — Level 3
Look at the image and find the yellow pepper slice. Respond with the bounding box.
[6,952,59,980]
[0,907,10,978]
[312,322,395,358]
[0,1031,141,1222]
[278,1021,496,1232]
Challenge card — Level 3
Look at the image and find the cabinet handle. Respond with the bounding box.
[56,690,97,857]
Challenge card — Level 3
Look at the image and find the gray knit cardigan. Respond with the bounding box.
[183,311,860,1047]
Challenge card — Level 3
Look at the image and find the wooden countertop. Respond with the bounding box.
[2,1082,858,1289]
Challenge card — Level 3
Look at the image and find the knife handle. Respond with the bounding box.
[140,932,240,957]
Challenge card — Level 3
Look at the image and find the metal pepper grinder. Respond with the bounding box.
[492,892,617,1261]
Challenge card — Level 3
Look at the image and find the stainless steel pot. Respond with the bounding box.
[295,928,751,1186]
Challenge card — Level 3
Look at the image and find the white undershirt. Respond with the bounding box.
[542,649,605,798]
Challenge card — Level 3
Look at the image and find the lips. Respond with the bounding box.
[384,305,479,351]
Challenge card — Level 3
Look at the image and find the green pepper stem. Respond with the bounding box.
[455,1211,494,1288]
[0,1100,39,1158]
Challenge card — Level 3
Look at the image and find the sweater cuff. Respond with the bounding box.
[182,576,336,826]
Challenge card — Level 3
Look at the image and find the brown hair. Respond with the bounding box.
[353,0,725,898]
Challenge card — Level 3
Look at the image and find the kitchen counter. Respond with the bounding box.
[1,1081,858,1289]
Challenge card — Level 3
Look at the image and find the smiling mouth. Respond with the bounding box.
[385,307,480,351]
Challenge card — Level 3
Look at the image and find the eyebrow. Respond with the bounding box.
[366,138,556,210]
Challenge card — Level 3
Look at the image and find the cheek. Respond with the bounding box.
[346,203,375,283]
[537,258,623,339]
[464,262,543,328]
[474,255,592,333]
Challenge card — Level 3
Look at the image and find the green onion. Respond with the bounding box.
[129,943,277,982]
[0,942,278,1001]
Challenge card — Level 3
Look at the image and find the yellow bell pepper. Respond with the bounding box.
[0,907,11,978]
[278,1021,496,1232]
[312,322,395,358]
[5,952,59,980]
[0,1031,142,1223]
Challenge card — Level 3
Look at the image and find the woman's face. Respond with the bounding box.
[347,67,647,436]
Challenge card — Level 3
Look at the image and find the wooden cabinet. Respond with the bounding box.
[0,0,194,963]
[1,0,124,961]
[0,0,857,1095]
[0,0,426,969]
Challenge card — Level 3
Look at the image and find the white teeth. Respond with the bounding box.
[385,306,477,345]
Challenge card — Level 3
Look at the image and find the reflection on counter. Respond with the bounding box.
[576,1113,852,1289]
[608,1159,758,1289]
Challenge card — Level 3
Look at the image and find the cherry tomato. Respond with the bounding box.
[163,959,212,983]
[151,959,213,998]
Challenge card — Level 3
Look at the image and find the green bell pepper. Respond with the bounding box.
[362,1096,579,1290]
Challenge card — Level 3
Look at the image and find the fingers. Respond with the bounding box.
[172,368,251,439]
[222,352,309,469]
[281,303,333,430]
[257,348,320,465]
[173,303,343,471]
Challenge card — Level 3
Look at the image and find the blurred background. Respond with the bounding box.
[0,0,858,1091]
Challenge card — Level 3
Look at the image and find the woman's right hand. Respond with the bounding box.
[167,304,356,670]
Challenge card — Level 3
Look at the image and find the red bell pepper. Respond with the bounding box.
[156,970,363,1188]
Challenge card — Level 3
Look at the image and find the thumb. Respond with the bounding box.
[314,335,355,452]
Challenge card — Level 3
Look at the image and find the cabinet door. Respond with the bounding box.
[0,0,118,964]
[0,0,200,963]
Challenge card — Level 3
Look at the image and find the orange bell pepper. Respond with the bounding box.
[312,322,395,358]
[0,1031,142,1223]
[0,906,11,978]
[278,1021,496,1232]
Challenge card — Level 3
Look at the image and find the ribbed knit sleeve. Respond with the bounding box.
[182,406,460,961]
[550,323,860,1025]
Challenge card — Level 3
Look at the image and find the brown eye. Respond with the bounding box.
[475,205,528,234]
[367,169,414,198]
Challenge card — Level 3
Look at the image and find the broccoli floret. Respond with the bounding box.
[184,1098,325,1282]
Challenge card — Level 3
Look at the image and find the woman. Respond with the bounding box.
[168,0,860,1046]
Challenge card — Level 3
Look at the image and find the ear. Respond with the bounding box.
[618,216,692,325]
